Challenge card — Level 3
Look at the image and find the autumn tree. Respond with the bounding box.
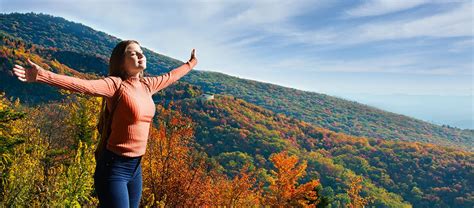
[265,150,320,207]
[142,101,215,207]
[209,164,263,207]
[1,92,98,207]
[0,94,41,206]
[347,176,372,208]
[142,101,264,207]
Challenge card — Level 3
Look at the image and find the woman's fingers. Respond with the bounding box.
[14,64,25,70]
[12,65,26,78]
[13,68,25,77]
[13,70,27,82]
[12,65,25,76]
[13,59,41,83]
[12,63,30,82]
[13,64,25,71]
[13,68,25,75]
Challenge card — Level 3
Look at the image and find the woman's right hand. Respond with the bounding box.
[12,59,42,82]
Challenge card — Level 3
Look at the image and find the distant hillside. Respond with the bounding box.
[0,12,472,151]
[182,71,473,149]
[164,95,473,207]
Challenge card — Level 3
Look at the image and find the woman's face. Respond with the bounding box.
[123,43,146,76]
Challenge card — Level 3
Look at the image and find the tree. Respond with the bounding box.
[347,176,372,208]
[265,150,320,207]
[142,102,214,207]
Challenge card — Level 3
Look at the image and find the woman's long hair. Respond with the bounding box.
[97,40,143,136]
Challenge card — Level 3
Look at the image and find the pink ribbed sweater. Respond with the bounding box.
[35,59,197,157]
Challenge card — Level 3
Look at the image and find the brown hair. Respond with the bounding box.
[108,39,144,79]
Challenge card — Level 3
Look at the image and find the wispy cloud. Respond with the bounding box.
[355,2,472,41]
[448,38,474,53]
[261,1,472,48]
[345,0,429,17]
[222,0,317,26]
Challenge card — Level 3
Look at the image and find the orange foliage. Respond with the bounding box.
[347,176,372,208]
[141,104,211,207]
[265,150,320,207]
[209,164,263,207]
[141,103,262,207]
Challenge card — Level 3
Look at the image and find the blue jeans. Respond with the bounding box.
[94,148,143,208]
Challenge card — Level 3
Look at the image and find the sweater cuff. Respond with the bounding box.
[35,68,51,83]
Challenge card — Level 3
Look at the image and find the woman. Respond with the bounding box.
[11,40,198,207]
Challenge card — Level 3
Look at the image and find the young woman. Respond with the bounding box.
[11,40,198,207]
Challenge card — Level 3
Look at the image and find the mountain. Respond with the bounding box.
[168,94,473,207]
[1,12,472,151]
[1,12,473,207]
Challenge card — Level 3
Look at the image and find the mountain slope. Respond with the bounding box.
[181,71,473,150]
[167,95,473,207]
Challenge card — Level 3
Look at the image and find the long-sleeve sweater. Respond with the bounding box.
[35,59,198,157]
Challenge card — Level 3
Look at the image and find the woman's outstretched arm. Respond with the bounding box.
[12,59,121,98]
[143,49,198,95]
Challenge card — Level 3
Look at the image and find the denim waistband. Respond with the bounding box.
[104,148,142,161]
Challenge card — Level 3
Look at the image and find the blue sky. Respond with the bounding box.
[1,0,473,128]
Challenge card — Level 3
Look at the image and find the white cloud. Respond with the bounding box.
[355,2,473,41]
[222,0,317,27]
[449,38,474,51]
[258,1,472,49]
[346,0,429,17]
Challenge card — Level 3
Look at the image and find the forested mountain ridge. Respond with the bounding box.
[0,12,472,151]
[170,94,473,207]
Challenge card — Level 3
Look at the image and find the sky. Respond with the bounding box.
[1,0,473,129]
